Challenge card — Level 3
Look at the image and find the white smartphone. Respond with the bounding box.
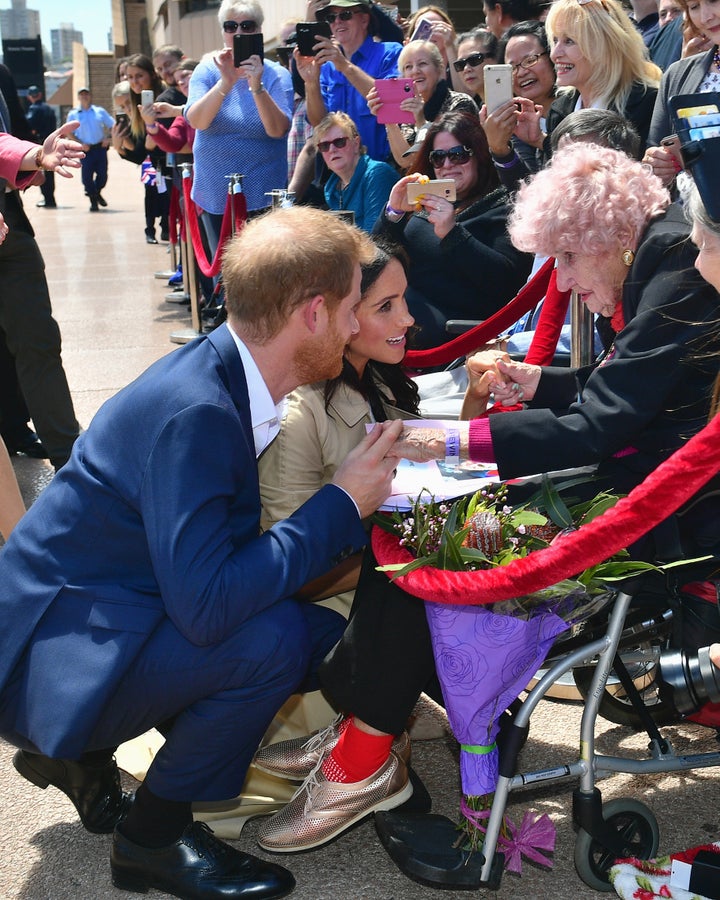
[483,64,513,112]
[140,89,154,107]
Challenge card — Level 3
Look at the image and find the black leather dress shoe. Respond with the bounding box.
[146,234,159,244]
[13,749,132,834]
[4,431,49,459]
[111,821,295,899]
[97,193,108,207]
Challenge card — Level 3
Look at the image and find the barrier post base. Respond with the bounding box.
[169,327,204,345]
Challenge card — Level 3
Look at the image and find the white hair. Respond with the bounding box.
[217,1,264,28]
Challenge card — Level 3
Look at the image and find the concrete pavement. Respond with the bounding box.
[1,159,720,899]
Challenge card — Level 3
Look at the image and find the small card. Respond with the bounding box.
[676,104,719,118]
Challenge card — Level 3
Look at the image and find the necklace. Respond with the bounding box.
[714,47,720,69]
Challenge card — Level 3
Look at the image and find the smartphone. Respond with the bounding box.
[115,112,130,129]
[660,134,685,169]
[234,32,264,67]
[483,64,513,112]
[410,17,433,42]
[374,78,415,125]
[407,179,457,204]
[140,89,154,107]
[295,21,331,56]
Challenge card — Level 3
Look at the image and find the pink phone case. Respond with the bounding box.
[375,79,416,125]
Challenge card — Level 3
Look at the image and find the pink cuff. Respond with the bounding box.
[468,417,495,463]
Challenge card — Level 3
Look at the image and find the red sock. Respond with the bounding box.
[322,720,394,783]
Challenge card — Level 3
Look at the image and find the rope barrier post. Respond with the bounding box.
[229,173,245,235]
[155,183,180,279]
[170,163,203,345]
[265,189,295,210]
[570,288,595,368]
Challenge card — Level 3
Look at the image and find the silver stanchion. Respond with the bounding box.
[170,163,203,345]
[155,180,180,279]
[265,189,295,209]
[570,288,595,368]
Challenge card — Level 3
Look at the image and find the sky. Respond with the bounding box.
[2,0,113,54]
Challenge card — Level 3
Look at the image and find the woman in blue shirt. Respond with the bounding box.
[315,112,399,233]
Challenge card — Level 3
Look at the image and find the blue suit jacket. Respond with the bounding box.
[0,324,366,756]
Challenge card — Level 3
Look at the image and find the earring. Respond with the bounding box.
[622,249,635,267]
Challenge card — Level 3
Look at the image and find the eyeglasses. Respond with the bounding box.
[321,9,358,24]
[428,145,474,167]
[317,136,350,153]
[222,20,258,33]
[509,51,549,74]
[453,52,490,72]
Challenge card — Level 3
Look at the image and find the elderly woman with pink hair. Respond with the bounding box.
[393,141,719,497]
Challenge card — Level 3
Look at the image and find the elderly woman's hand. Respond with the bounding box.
[236,53,265,91]
[213,46,242,90]
[479,98,518,156]
[642,145,680,187]
[481,356,542,405]
[389,426,447,463]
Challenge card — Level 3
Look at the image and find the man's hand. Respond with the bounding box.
[333,420,403,518]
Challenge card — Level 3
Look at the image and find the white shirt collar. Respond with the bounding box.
[226,324,285,457]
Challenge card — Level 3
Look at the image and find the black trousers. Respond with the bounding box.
[319,548,444,736]
[0,191,79,467]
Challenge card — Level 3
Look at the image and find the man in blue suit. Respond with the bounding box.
[0,206,402,900]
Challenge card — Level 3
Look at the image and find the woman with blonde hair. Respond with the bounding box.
[543,0,660,148]
[367,39,477,167]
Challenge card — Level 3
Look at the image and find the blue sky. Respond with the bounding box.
[1,1,113,54]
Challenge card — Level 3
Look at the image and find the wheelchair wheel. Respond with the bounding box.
[573,642,678,728]
[574,798,659,892]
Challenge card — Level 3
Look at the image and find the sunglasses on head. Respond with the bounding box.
[428,145,474,167]
[222,20,257,33]
[321,9,358,24]
[453,52,490,72]
[317,136,350,153]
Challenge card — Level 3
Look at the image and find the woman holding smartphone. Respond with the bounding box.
[184,0,293,257]
[367,39,477,168]
[124,54,171,243]
[374,110,533,348]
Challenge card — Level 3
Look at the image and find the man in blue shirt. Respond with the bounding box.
[66,87,114,211]
[301,1,401,161]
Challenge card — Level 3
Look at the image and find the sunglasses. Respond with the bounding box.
[222,20,258,33]
[453,52,490,72]
[509,51,549,74]
[321,9,358,24]
[317,136,350,153]
[428,145,474,167]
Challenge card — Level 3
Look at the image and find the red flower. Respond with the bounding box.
[633,890,656,900]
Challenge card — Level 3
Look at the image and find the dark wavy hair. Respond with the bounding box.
[408,110,499,199]
[324,237,420,418]
[497,19,551,62]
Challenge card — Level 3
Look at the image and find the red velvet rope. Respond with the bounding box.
[523,268,572,367]
[181,176,247,278]
[403,257,563,367]
[372,412,720,604]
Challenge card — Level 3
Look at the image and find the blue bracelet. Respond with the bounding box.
[445,428,460,466]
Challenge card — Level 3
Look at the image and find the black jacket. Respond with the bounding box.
[374,187,533,349]
[489,204,719,494]
[648,48,715,146]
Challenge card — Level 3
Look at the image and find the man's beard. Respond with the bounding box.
[292,316,347,385]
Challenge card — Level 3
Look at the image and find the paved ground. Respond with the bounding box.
[2,161,720,899]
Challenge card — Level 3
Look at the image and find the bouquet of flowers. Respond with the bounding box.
[373,478,654,873]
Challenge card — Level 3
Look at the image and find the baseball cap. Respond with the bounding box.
[27,84,40,94]
[77,86,90,94]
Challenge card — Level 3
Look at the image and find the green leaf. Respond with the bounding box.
[539,475,574,529]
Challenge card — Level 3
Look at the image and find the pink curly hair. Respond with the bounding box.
[508,143,670,258]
